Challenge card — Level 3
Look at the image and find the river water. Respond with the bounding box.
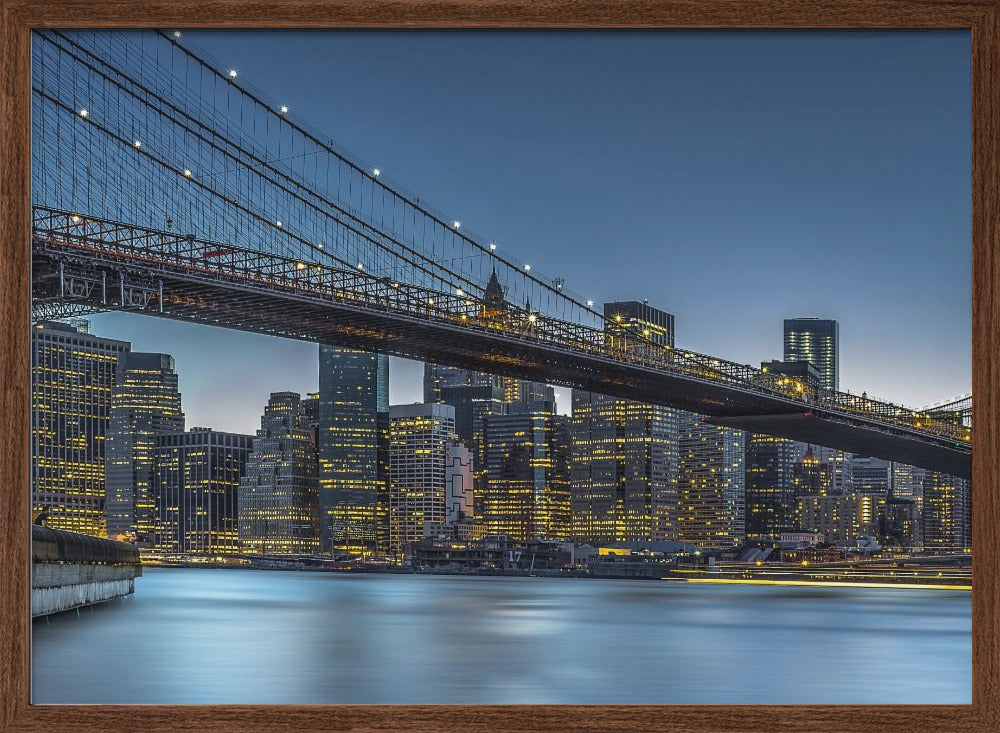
[31,568,971,704]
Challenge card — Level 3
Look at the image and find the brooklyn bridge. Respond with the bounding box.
[30,29,971,478]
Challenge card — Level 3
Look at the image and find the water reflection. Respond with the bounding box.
[32,568,971,704]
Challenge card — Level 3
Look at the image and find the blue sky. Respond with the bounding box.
[86,30,972,434]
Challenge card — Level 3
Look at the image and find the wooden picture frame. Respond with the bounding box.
[0,1,995,731]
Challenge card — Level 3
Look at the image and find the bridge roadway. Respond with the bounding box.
[30,208,971,479]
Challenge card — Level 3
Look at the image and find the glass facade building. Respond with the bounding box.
[239,392,320,555]
[318,346,389,557]
[677,414,746,549]
[151,428,253,555]
[783,318,839,391]
[570,300,679,544]
[744,432,798,542]
[482,401,571,542]
[106,352,185,543]
[31,320,131,537]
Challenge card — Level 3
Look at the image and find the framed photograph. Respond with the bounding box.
[1,1,996,732]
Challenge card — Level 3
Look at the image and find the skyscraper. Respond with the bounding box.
[570,299,679,544]
[744,433,798,542]
[239,392,320,555]
[32,320,131,537]
[106,352,185,543]
[482,402,572,542]
[151,428,253,555]
[677,414,746,549]
[388,403,458,555]
[922,472,971,552]
[604,300,675,346]
[783,318,839,391]
[318,346,389,557]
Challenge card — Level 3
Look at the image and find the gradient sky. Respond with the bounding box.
[84,30,972,435]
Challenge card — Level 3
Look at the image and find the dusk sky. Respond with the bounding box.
[84,30,972,435]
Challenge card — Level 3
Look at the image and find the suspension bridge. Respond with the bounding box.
[30,30,971,479]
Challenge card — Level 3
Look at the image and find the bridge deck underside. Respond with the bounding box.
[32,249,971,479]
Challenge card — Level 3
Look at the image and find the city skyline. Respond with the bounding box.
[80,29,971,435]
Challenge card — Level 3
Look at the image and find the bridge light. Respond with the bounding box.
[70,215,81,224]
[356,263,364,271]
[456,288,464,296]
[489,242,497,251]
[228,69,238,79]
[78,108,89,118]
[296,262,306,270]
[133,140,142,149]
[586,300,594,307]
[528,314,537,323]
[279,105,289,114]
[453,221,461,229]
[372,168,381,177]
[524,264,531,271]
[427,298,435,306]
[461,314,468,321]
[275,220,283,227]
[173,31,182,38]
[643,328,650,336]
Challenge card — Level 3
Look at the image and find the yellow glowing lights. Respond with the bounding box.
[183,169,192,177]
[296,262,306,270]
[528,314,537,323]
[70,214,82,224]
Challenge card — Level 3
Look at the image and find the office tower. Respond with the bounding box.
[238,392,320,555]
[388,403,458,554]
[793,446,825,498]
[881,499,922,549]
[851,456,892,497]
[604,300,675,346]
[797,493,881,544]
[922,472,972,552]
[318,346,389,558]
[571,392,680,543]
[677,414,746,549]
[570,299,679,544]
[106,352,185,543]
[502,378,555,408]
[483,403,572,541]
[744,433,798,542]
[151,428,253,555]
[439,382,506,515]
[31,320,130,537]
[783,318,839,391]
[890,463,926,508]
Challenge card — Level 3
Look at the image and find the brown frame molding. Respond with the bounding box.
[1,1,996,731]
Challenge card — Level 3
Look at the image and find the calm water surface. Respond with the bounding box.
[32,568,971,704]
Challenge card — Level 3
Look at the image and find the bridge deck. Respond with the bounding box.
[31,210,971,479]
